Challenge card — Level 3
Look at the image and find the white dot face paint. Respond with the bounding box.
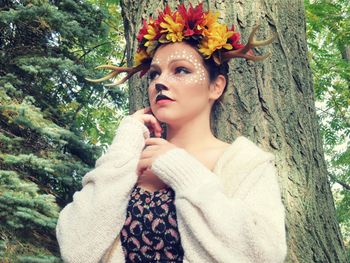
[147,42,214,125]
[148,47,207,85]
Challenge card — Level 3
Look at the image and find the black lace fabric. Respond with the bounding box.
[120,184,184,263]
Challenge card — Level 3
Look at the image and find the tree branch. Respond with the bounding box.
[329,174,350,191]
[77,41,112,60]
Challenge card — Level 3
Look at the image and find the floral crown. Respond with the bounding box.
[135,3,245,66]
[87,3,276,86]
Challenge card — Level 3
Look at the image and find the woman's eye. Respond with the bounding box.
[148,71,160,81]
[175,67,190,75]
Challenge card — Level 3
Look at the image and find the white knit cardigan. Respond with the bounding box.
[56,116,287,263]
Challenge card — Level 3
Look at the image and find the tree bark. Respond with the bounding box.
[119,0,348,262]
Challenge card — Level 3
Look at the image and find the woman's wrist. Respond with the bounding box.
[150,148,221,197]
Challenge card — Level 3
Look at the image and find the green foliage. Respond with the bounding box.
[0,79,89,261]
[305,0,350,256]
[0,0,127,261]
[0,0,128,145]
[0,170,58,230]
[0,169,61,260]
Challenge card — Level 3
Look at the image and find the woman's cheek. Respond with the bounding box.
[186,70,207,84]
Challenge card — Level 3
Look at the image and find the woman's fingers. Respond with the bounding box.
[132,107,162,137]
[133,107,151,117]
[141,106,151,114]
[149,116,162,137]
[142,112,162,137]
[136,157,151,176]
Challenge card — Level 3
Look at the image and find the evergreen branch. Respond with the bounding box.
[71,87,95,126]
[26,174,61,198]
[0,128,21,139]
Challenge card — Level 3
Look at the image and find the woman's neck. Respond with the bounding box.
[165,114,219,152]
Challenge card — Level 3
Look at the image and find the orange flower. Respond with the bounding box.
[160,12,185,42]
[199,24,234,57]
[135,3,249,65]
[143,18,161,45]
[157,5,173,24]
[134,48,149,66]
[202,11,219,36]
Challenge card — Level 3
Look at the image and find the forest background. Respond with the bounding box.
[0,0,349,262]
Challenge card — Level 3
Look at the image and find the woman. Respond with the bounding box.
[56,3,287,263]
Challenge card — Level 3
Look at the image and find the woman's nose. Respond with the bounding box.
[155,83,168,92]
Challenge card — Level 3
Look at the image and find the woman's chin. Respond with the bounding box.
[154,114,170,123]
[153,112,175,124]
[151,106,182,125]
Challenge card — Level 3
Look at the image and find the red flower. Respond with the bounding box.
[137,5,173,44]
[233,43,245,49]
[228,25,254,55]
[137,18,149,43]
[157,5,174,25]
[228,25,240,46]
[178,3,205,37]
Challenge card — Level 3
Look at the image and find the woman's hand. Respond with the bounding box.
[136,137,177,176]
[131,106,162,137]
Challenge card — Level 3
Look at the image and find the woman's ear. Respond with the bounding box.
[209,74,226,101]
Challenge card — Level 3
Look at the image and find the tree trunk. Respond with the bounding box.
[119,0,348,262]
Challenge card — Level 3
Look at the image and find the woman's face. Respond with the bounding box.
[147,42,216,125]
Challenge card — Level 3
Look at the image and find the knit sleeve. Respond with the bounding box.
[150,148,287,263]
[56,116,149,263]
[94,115,150,168]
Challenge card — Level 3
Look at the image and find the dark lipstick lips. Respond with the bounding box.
[156,94,174,102]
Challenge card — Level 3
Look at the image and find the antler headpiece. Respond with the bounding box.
[86,3,276,86]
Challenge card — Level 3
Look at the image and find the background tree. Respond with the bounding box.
[0,0,126,261]
[119,0,348,262]
[305,0,350,257]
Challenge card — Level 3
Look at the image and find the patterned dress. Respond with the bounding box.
[120,184,184,263]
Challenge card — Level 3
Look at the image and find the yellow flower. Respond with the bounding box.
[160,12,185,42]
[144,19,159,47]
[202,11,219,35]
[146,41,158,56]
[198,40,212,57]
[199,24,234,57]
[134,49,149,66]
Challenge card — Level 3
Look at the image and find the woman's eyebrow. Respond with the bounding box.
[149,63,160,70]
[169,58,194,66]
[150,58,195,69]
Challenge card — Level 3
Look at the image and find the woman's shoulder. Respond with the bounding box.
[215,135,275,173]
[230,135,273,159]
[215,136,276,196]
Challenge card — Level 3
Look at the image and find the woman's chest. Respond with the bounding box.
[192,148,226,171]
[137,146,229,192]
